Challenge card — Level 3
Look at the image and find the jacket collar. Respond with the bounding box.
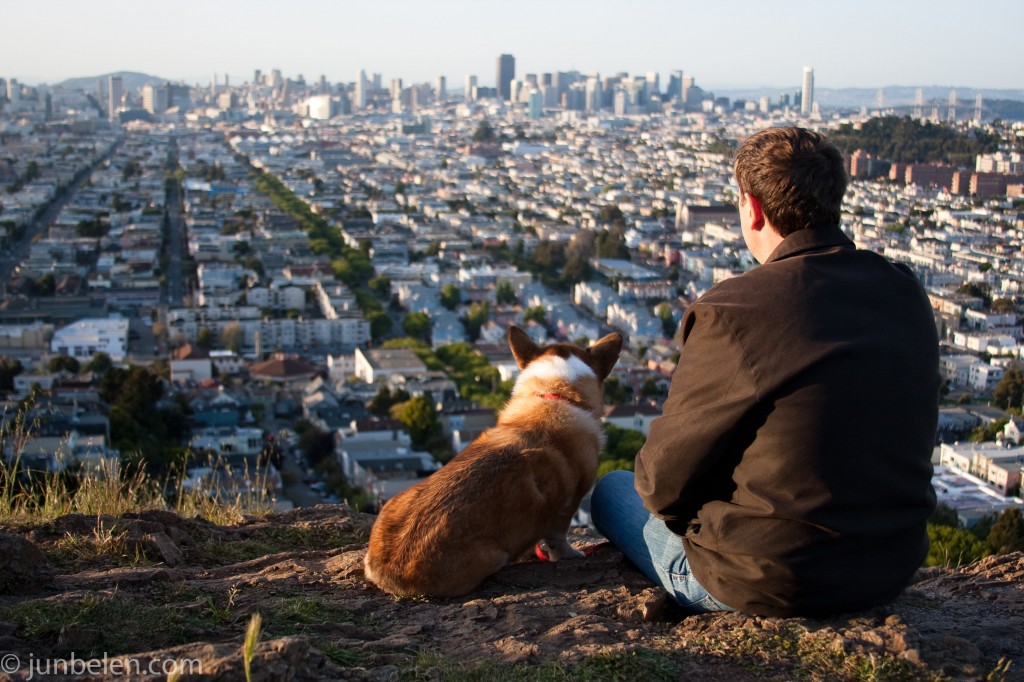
[764,225,855,264]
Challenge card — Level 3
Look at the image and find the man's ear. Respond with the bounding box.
[746,194,766,231]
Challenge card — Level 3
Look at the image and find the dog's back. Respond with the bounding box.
[364,326,622,597]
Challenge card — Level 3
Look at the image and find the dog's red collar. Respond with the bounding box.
[539,392,570,402]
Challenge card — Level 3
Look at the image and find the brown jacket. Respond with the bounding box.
[635,225,940,617]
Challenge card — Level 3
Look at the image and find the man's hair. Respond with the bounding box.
[733,127,848,237]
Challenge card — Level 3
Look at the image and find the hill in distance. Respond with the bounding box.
[55,71,169,92]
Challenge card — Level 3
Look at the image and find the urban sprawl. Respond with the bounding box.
[1,59,1023,526]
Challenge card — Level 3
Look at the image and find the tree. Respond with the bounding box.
[299,427,335,467]
[390,395,442,450]
[993,366,1024,410]
[368,386,411,417]
[440,283,461,311]
[986,508,1024,555]
[403,311,432,343]
[0,356,23,392]
[220,322,244,354]
[472,119,496,143]
[929,503,962,529]
[656,303,677,339]
[83,352,113,375]
[369,276,391,297]
[495,281,517,305]
[368,312,393,342]
[196,326,216,349]
[47,355,80,374]
[523,306,547,326]
[463,301,490,342]
[925,525,988,568]
[603,375,633,405]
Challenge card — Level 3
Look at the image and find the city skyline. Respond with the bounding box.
[4,0,1022,91]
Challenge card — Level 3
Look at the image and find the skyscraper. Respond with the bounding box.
[801,66,814,116]
[435,75,446,103]
[108,75,123,121]
[496,54,515,101]
[464,74,477,103]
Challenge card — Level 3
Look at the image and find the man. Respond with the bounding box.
[591,127,939,617]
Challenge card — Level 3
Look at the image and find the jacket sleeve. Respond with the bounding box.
[634,302,760,527]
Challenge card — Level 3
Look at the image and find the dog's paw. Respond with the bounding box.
[546,540,584,561]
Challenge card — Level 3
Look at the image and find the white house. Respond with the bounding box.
[50,317,130,361]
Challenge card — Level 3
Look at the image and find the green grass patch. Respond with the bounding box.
[317,642,371,668]
[0,592,225,659]
[189,524,364,566]
[263,595,357,637]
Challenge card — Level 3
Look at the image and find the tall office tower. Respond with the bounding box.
[435,75,447,103]
[355,70,368,110]
[974,93,983,123]
[390,78,403,100]
[681,75,694,107]
[947,90,957,122]
[585,76,602,112]
[800,66,814,116]
[666,70,683,102]
[465,74,477,102]
[108,76,123,120]
[913,88,923,120]
[254,69,262,85]
[541,73,552,87]
[646,70,660,96]
[142,83,170,114]
[6,78,19,101]
[496,53,515,101]
[528,90,543,119]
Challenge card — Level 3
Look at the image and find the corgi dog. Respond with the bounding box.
[364,325,623,597]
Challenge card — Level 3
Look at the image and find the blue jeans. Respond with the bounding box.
[590,470,733,613]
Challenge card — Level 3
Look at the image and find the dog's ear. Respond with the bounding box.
[508,325,540,369]
[587,332,623,381]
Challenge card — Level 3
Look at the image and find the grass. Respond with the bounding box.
[189,524,365,566]
[684,620,926,681]
[0,591,226,659]
[45,518,156,571]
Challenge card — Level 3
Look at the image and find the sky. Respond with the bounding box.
[3,0,1021,91]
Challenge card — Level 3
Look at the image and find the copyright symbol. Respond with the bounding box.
[0,654,19,673]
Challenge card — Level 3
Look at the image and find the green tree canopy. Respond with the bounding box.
[403,311,432,343]
[0,356,24,392]
[495,281,517,305]
[83,352,113,375]
[926,524,988,568]
[463,301,490,342]
[440,283,461,310]
[986,508,1024,554]
[47,355,80,374]
[993,366,1024,410]
[390,395,442,451]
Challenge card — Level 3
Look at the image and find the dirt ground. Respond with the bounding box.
[1,505,1021,681]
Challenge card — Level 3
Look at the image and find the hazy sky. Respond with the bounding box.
[4,0,1021,90]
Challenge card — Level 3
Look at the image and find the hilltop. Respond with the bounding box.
[54,71,169,92]
[1,505,1021,681]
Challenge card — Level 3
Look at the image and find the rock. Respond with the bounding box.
[0,531,52,594]
[141,531,184,567]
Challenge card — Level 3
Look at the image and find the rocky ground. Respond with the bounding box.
[0,505,1021,681]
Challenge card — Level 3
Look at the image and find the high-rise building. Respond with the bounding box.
[435,75,447,103]
[354,70,368,110]
[666,70,683,102]
[465,74,477,102]
[496,54,515,101]
[801,66,814,116]
[6,78,19,101]
[108,76,123,120]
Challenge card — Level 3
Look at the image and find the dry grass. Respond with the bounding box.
[1,410,275,528]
